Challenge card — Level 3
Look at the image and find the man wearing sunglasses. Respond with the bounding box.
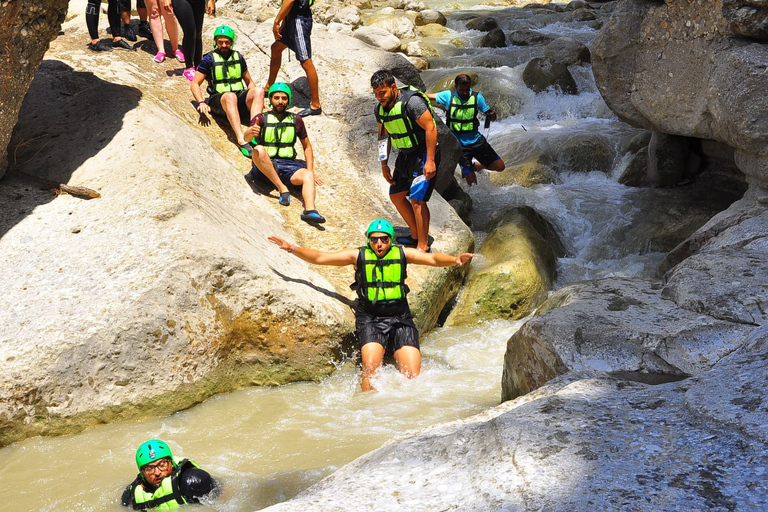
[122,439,218,509]
[269,218,473,391]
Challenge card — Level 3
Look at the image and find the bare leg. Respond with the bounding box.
[245,87,265,122]
[289,168,317,211]
[390,190,417,238]
[267,41,287,88]
[411,199,430,251]
[251,147,289,194]
[393,346,421,379]
[220,92,247,145]
[299,58,321,110]
[480,157,505,172]
[360,342,385,392]
[144,0,165,53]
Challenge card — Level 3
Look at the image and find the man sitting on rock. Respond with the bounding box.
[427,73,505,186]
[245,83,325,225]
[122,439,219,509]
[190,25,264,159]
[269,218,474,391]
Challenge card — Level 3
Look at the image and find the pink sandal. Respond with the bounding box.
[183,67,196,81]
[153,51,166,63]
[174,49,185,63]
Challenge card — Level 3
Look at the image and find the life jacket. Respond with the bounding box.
[129,459,200,510]
[376,86,435,152]
[210,50,246,95]
[354,246,409,309]
[258,112,297,159]
[446,92,479,133]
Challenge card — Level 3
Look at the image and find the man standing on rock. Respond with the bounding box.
[372,69,440,253]
[427,74,505,186]
[246,83,325,225]
[267,0,322,117]
[269,218,473,391]
[190,25,265,159]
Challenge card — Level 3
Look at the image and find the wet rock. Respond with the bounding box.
[647,132,695,188]
[465,16,498,31]
[480,27,506,47]
[570,7,598,21]
[489,161,556,187]
[522,57,578,94]
[544,37,591,66]
[508,29,556,46]
[414,23,449,37]
[404,40,439,57]
[548,135,613,173]
[415,9,447,26]
[445,206,562,325]
[618,149,649,187]
[566,0,588,9]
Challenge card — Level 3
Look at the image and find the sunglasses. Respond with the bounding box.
[141,458,171,474]
[369,235,390,244]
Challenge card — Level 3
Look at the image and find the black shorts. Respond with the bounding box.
[281,13,312,62]
[251,158,307,187]
[207,89,251,125]
[389,147,441,201]
[459,135,500,171]
[355,302,419,354]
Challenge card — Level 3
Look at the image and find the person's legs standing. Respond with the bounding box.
[360,342,385,392]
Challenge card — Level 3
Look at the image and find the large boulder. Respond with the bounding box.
[0,0,69,179]
[0,14,472,446]
[591,0,768,191]
[544,37,591,66]
[364,13,416,39]
[522,57,578,94]
[353,26,402,52]
[445,206,563,325]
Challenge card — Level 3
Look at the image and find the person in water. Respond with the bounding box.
[426,73,505,186]
[189,25,265,158]
[122,439,219,509]
[246,82,325,225]
[269,218,473,391]
[371,69,440,253]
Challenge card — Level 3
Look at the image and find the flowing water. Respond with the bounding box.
[0,4,739,511]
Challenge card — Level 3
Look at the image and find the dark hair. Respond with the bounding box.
[455,74,472,87]
[371,69,396,89]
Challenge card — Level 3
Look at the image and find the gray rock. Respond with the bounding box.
[480,27,506,48]
[353,26,401,52]
[508,29,556,46]
[648,132,692,188]
[618,149,649,187]
[465,16,498,32]
[522,57,578,94]
[333,6,362,28]
[723,0,768,40]
[544,37,591,66]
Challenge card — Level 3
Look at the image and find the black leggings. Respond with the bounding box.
[86,0,120,40]
[173,0,205,68]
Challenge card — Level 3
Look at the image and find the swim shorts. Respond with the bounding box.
[281,13,313,62]
[459,134,501,172]
[389,148,441,202]
[355,302,419,354]
[251,158,307,187]
[207,89,251,125]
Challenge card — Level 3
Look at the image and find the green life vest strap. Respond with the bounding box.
[377,86,435,152]
[211,50,246,94]
[259,112,297,159]
[355,245,408,306]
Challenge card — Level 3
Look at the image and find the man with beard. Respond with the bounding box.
[189,25,265,158]
[245,83,326,225]
[268,218,474,390]
[121,439,219,509]
[371,69,439,253]
[427,74,505,186]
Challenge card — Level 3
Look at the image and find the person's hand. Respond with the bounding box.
[243,124,260,141]
[463,170,477,186]
[487,110,497,121]
[456,253,474,266]
[197,102,211,115]
[312,173,323,186]
[423,159,436,180]
[268,236,292,252]
[381,164,394,185]
[273,22,282,41]
[206,0,215,15]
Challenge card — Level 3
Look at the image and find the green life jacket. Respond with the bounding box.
[257,112,297,159]
[446,92,479,133]
[355,246,408,307]
[377,86,435,152]
[131,459,200,510]
[210,50,246,94]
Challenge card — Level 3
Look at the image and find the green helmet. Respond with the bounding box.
[366,219,394,239]
[268,82,292,107]
[135,439,173,471]
[213,25,236,46]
